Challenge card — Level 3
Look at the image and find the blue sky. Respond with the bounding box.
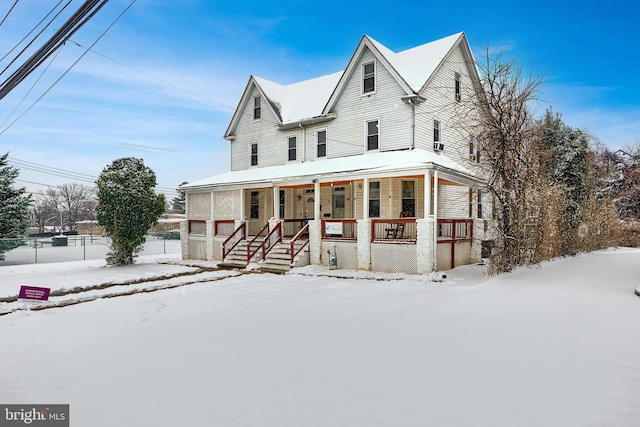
[1,0,638,199]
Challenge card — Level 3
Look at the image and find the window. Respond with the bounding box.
[288,136,297,161]
[253,96,261,120]
[401,180,415,217]
[317,130,327,158]
[477,189,483,219]
[455,73,461,102]
[363,61,375,94]
[279,190,285,218]
[366,119,379,150]
[433,120,440,142]
[369,181,380,218]
[469,188,473,218]
[250,191,260,219]
[250,143,258,166]
[469,136,475,156]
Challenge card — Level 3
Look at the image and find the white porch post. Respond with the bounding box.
[272,184,279,220]
[433,170,439,271]
[362,178,369,219]
[314,180,321,220]
[180,219,188,260]
[239,188,245,221]
[205,220,214,260]
[417,170,434,274]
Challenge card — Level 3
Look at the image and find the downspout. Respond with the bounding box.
[401,94,425,150]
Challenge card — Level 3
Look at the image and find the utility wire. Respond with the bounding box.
[0,0,19,28]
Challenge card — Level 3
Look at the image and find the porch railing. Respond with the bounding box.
[261,222,283,260]
[321,219,357,240]
[437,219,473,242]
[222,222,246,259]
[214,219,236,236]
[282,219,308,238]
[290,222,310,265]
[188,220,206,235]
[371,217,417,242]
[246,222,270,264]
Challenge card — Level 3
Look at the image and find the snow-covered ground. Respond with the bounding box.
[1,248,640,426]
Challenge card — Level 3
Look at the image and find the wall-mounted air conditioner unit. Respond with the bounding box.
[433,142,444,152]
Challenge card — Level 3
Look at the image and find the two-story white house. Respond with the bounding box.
[180,32,488,274]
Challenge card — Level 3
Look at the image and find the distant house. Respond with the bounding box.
[181,32,488,273]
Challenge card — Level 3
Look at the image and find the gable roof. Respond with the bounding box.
[225,32,476,137]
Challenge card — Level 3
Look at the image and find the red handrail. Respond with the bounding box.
[222,222,246,259]
[247,222,270,264]
[290,223,310,265]
[262,222,283,260]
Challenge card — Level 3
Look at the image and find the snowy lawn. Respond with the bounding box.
[1,249,640,426]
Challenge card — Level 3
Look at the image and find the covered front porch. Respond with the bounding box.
[181,158,485,273]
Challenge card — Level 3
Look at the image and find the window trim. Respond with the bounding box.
[455,72,461,102]
[253,96,261,121]
[362,60,376,95]
[316,128,327,158]
[287,135,297,162]
[433,120,440,143]
[250,142,258,167]
[365,118,380,151]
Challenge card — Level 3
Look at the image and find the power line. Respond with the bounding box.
[0,0,19,28]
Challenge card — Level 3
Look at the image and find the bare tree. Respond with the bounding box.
[471,49,546,273]
[34,183,96,232]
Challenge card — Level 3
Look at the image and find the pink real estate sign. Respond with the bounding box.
[18,285,51,301]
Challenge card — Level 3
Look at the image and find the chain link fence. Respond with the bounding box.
[0,234,181,266]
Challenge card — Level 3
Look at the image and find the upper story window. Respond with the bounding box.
[317,129,327,158]
[253,96,261,120]
[366,119,379,150]
[434,120,440,142]
[363,61,375,94]
[455,73,461,102]
[250,143,258,166]
[288,136,297,161]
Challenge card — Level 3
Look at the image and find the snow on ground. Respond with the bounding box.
[1,248,640,426]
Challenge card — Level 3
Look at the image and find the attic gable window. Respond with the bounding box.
[253,96,261,120]
[455,73,461,102]
[366,119,379,150]
[363,61,375,94]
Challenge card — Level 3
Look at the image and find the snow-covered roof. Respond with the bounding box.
[243,32,465,128]
[369,32,463,92]
[183,149,478,190]
[254,72,343,124]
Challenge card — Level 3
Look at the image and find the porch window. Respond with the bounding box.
[455,72,461,102]
[250,191,260,219]
[401,180,415,217]
[469,188,473,217]
[250,143,258,166]
[253,96,261,120]
[288,136,297,161]
[366,119,379,150]
[477,189,483,219]
[279,189,285,218]
[363,61,375,94]
[369,181,380,217]
[434,120,440,142]
[317,129,327,158]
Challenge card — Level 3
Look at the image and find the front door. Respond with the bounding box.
[332,194,345,218]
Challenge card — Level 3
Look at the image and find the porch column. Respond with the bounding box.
[424,170,432,218]
[314,180,321,220]
[205,220,214,261]
[357,219,371,270]
[433,170,439,271]
[272,184,279,220]
[239,188,245,221]
[416,218,434,274]
[362,178,369,219]
[180,219,188,260]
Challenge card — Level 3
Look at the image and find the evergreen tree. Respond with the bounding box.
[0,153,31,260]
[95,157,165,265]
[170,182,187,214]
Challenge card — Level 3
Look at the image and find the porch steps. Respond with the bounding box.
[218,239,264,269]
[257,240,309,274]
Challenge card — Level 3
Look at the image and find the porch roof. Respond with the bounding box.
[182,149,481,191]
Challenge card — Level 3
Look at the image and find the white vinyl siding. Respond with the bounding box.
[438,184,469,218]
[328,49,412,158]
[414,42,477,160]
